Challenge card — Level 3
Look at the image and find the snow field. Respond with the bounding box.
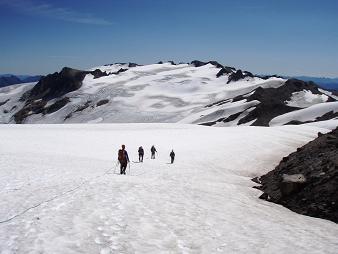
[286,90,329,108]
[0,123,338,253]
[270,101,338,126]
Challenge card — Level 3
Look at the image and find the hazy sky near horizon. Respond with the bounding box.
[0,0,337,77]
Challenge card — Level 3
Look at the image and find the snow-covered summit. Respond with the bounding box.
[0,61,337,125]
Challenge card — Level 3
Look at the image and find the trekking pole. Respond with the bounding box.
[128,163,131,175]
[114,160,119,174]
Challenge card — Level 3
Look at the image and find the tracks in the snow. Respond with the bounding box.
[0,167,114,224]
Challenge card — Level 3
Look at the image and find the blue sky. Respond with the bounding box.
[0,0,337,77]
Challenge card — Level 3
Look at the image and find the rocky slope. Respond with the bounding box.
[254,127,338,223]
[203,79,337,126]
[0,61,337,124]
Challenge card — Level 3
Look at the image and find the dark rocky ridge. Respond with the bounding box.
[91,69,109,79]
[104,62,140,67]
[13,67,109,123]
[227,70,254,83]
[190,60,239,79]
[157,61,177,65]
[14,97,70,123]
[285,111,338,125]
[190,60,235,70]
[237,79,335,126]
[191,60,223,68]
[216,67,234,77]
[253,127,338,223]
[200,79,337,127]
[200,111,243,126]
[258,74,284,80]
[23,67,88,101]
[128,62,139,67]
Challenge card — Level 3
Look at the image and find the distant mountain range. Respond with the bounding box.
[282,76,338,91]
[0,61,337,125]
[0,74,42,88]
[1,72,337,91]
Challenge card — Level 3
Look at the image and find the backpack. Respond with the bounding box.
[118,149,125,161]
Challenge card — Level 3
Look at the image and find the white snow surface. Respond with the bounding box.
[1,123,338,253]
[318,88,338,100]
[178,99,259,125]
[270,101,338,126]
[286,90,329,108]
[0,82,36,123]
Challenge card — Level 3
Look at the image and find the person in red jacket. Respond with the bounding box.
[118,144,129,174]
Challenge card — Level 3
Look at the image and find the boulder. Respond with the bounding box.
[280,174,307,196]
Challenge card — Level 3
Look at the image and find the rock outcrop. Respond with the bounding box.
[237,79,335,126]
[227,70,254,83]
[254,127,338,223]
[13,67,96,123]
[24,67,87,101]
[199,78,337,127]
[216,67,234,77]
[190,60,224,69]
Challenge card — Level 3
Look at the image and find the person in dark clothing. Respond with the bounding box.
[118,144,129,174]
[151,145,157,159]
[138,146,144,162]
[170,150,175,164]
